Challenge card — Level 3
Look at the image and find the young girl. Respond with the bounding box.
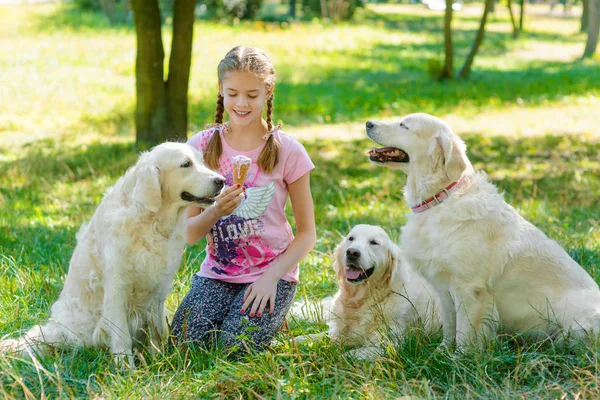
[171,46,316,355]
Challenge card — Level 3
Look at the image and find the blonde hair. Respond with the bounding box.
[204,46,280,174]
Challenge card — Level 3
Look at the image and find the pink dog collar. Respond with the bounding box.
[411,176,467,214]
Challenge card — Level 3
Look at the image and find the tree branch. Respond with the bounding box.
[458,0,494,78]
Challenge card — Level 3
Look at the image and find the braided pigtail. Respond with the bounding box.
[258,134,281,174]
[204,93,225,171]
[265,95,273,132]
[258,94,280,173]
[215,92,225,124]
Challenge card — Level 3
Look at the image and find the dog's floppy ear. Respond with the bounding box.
[385,242,402,286]
[428,127,468,182]
[132,157,162,213]
[332,243,346,284]
[388,243,407,287]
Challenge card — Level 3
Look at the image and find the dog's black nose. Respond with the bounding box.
[346,248,361,259]
[366,120,374,129]
[213,177,225,189]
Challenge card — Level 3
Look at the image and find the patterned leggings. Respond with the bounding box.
[171,275,297,355]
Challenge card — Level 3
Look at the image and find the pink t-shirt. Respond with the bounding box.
[187,126,315,283]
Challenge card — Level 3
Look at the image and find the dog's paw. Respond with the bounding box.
[112,351,135,368]
[0,338,36,359]
[0,338,21,353]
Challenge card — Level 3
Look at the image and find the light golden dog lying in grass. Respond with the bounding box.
[1,143,224,366]
[367,113,600,349]
[295,224,440,359]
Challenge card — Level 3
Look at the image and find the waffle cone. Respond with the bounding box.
[233,163,250,186]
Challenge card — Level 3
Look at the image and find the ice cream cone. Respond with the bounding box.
[232,155,252,186]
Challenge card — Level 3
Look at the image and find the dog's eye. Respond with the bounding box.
[348,236,354,242]
[180,160,192,168]
[370,240,379,246]
[400,122,409,130]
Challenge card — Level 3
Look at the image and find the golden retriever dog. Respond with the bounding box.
[366,113,600,349]
[295,225,440,359]
[1,142,224,366]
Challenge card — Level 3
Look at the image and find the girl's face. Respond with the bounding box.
[219,71,272,129]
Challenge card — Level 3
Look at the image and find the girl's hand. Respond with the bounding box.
[212,184,244,217]
[241,275,279,317]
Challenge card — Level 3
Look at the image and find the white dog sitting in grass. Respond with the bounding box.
[294,224,441,359]
[1,143,225,367]
[366,113,600,349]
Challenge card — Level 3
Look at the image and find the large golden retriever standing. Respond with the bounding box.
[366,113,600,349]
[1,142,224,366]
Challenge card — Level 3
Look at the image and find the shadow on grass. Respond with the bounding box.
[1,139,136,188]
[0,140,138,240]
[1,224,75,270]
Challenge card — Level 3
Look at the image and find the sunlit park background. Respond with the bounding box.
[1,0,600,397]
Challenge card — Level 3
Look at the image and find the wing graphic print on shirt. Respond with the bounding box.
[233,181,276,219]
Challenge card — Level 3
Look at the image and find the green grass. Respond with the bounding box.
[1,2,600,399]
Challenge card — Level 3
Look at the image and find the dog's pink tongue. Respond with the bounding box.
[346,268,362,280]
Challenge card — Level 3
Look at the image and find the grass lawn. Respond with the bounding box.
[1,2,600,398]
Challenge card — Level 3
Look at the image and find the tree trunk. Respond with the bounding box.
[583,0,599,58]
[581,0,590,33]
[440,0,454,79]
[131,0,166,146]
[167,0,197,142]
[519,0,525,31]
[458,0,494,78]
[131,0,196,146]
[507,0,519,38]
[289,0,296,17]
